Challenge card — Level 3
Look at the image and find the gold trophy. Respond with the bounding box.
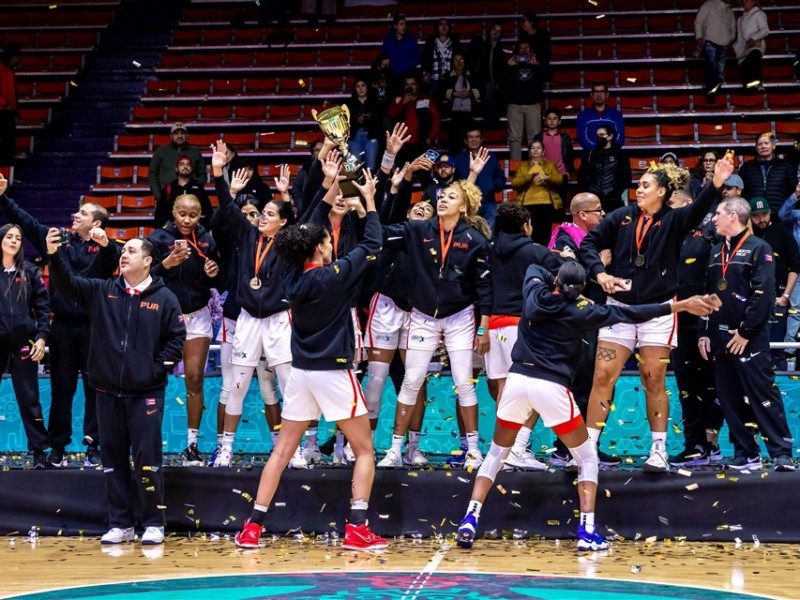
[312,104,364,197]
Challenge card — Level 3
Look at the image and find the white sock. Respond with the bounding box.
[580,511,595,534]
[652,432,666,449]
[587,427,601,446]
[187,428,199,447]
[391,434,403,453]
[221,431,235,451]
[408,430,420,449]
[216,433,223,446]
[466,431,479,452]
[466,500,482,518]
[513,426,532,451]
[270,430,279,448]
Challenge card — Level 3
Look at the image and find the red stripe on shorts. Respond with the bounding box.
[347,370,366,418]
[497,417,523,431]
[667,298,678,346]
[365,293,380,348]
[553,414,585,436]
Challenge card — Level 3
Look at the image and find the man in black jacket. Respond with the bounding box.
[577,125,631,213]
[0,174,120,467]
[46,232,187,544]
[738,132,798,213]
[155,155,213,230]
[749,196,800,370]
[699,197,795,471]
[505,40,544,161]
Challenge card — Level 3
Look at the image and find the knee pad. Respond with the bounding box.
[365,361,390,419]
[256,362,279,406]
[455,383,478,407]
[227,367,254,416]
[476,442,511,483]
[570,438,599,484]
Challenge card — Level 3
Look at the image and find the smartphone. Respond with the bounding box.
[422,149,440,162]
[516,55,530,63]
[59,228,70,244]
[618,279,632,292]
[174,239,188,250]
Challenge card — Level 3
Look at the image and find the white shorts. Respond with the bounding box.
[216,316,236,344]
[281,367,368,422]
[496,372,583,435]
[232,309,292,367]
[597,297,678,351]
[364,293,410,350]
[483,325,518,380]
[183,306,213,341]
[407,305,475,352]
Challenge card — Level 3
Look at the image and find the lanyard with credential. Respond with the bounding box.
[718,231,749,291]
[183,231,208,260]
[438,220,455,278]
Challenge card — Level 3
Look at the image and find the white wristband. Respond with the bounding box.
[381,152,396,171]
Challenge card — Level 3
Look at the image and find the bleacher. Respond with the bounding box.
[67,0,800,233]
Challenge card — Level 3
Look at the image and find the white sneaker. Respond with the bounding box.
[344,442,356,464]
[288,446,308,469]
[377,448,402,467]
[503,448,547,471]
[334,442,354,466]
[464,448,484,469]
[213,446,232,468]
[403,446,429,466]
[100,527,135,545]
[643,445,669,473]
[301,445,322,465]
[141,526,165,545]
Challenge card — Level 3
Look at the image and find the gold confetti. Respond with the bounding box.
[298,79,306,87]
[685,257,697,264]
[407,471,418,478]
[496,484,507,495]
[547,519,560,526]
[685,483,699,491]
[175,397,184,405]
[677,469,692,477]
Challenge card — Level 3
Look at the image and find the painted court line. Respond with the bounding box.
[400,541,452,600]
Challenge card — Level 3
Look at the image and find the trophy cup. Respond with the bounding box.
[311,104,364,197]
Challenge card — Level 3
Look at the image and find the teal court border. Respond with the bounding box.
[3,572,781,600]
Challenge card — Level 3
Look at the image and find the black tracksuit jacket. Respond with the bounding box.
[0,262,50,347]
[48,252,186,397]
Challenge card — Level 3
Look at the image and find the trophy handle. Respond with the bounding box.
[310,108,318,120]
[341,104,350,123]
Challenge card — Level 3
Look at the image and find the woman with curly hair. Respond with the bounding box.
[234,171,387,551]
[579,156,734,472]
[690,150,719,199]
[377,179,492,469]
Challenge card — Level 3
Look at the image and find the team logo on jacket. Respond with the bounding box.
[621,216,633,226]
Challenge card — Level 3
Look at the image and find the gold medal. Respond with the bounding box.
[717,278,727,291]
[634,253,645,267]
[250,277,262,290]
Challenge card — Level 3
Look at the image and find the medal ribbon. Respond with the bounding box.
[634,212,654,257]
[331,222,341,259]
[254,235,273,276]
[720,231,749,281]
[439,220,455,267]
[183,231,208,260]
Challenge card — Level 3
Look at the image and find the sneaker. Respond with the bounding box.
[549,450,573,467]
[213,446,232,468]
[456,512,478,549]
[208,444,222,467]
[288,446,308,469]
[32,451,48,470]
[597,450,621,467]
[708,445,723,463]
[577,525,609,551]
[235,521,263,549]
[182,443,204,467]
[727,455,762,471]
[464,448,484,469]
[377,448,402,467]
[446,444,468,467]
[141,526,165,545]
[333,442,354,466]
[344,442,355,464]
[47,448,68,468]
[301,445,322,465]
[101,527,135,545]
[319,436,335,456]
[669,445,709,468]
[84,445,101,467]
[773,455,796,472]
[403,446,429,466]
[504,448,547,471]
[342,523,388,551]
[643,445,669,473]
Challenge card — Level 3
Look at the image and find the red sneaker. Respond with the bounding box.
[235,521,262,549]
[342,523,389,551]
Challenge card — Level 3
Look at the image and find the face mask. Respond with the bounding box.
[596,134,608,146]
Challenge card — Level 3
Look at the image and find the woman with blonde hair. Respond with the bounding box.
[377,179,492,469]
[511,139,564,244]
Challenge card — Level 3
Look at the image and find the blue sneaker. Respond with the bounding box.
[446,444,468,467]
[207,444,221,468]
[456,513,478,549]
[577,525,608,551]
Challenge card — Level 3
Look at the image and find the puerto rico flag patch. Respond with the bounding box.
[764,253,773,262]
[145,398,156,406]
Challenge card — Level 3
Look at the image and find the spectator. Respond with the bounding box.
[534,107,575,203]
[577,124,631,213]
[510,140,563,244]
[0,223,50,469]
[467,22,507,124]
[221,144,243,185]
[778,181,800,359]
[694,0,736,97]
[454,128,504,228]
[155,155,214,230]
[422,18,461,98]
[690,150,720,199]
[423,153,456,203]
[576,83,626,150]
[722,173,744,200]
[518,12,552,82]
[738,132,797,212]
[148,123,206,199]
[346,77,382,173]
[506,40,545,161]
[441,53,482,152]
[292,139,323,214]
[749,196,800,370]
[0,44,20,165]
[235,158,272,208]
[369,54,392,107]
[660,152,679,165]
[734,0,769,91]
[386,74,441,167]
[380,14,421,92]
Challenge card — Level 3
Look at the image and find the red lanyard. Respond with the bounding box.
[331,223,341,259]
[254,235,273,275]
[721,232,750,280]
[634,212,654,255]
[439,220,455,266]
[183,231,208,260]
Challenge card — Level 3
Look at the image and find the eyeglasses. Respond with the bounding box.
[583,208,604,213]
[703,158,717,162]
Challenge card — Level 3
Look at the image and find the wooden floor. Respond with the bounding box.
[2,536,798,599]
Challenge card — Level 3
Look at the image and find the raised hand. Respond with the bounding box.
[391,163,409,189]
[45,227,62,255]
[274,163,291,194]
[211,140,227,169]
[713,152,736,187]
[352,168,376,202]
[230,167,250,196]
[322,149,342,180]
[469,147,490,175]
[386,122,411,156]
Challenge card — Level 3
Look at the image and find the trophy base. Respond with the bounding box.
[338,166,365,198]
